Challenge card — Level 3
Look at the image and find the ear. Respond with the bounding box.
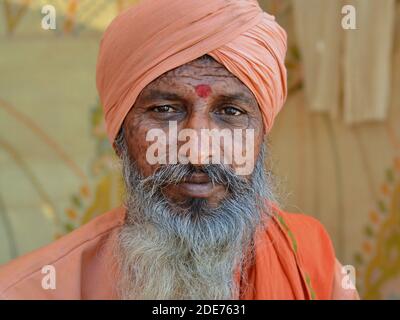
[113,125,125,158]
[113,141,122,158]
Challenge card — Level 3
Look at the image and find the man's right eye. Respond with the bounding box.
[152,105,176,113]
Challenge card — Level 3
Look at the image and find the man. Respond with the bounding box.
[0,0,359,299]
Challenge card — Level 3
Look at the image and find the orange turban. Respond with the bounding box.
[96,0,287,144]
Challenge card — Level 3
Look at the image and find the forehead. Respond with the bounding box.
[166,55,234,78]
[141,55,255,97]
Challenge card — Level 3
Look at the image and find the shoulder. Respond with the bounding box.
[0,206,125,299]
[277,209,335,257]
[271,206,337,299]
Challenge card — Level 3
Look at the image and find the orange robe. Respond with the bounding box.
[0,206,359,300]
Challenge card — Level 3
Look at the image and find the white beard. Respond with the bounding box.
[114,135,276,300]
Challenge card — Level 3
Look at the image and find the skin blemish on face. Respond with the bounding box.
[195,84,212,99]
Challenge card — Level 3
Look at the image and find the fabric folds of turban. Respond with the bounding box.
[96,0,288,144]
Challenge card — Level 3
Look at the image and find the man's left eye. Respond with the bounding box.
[218,106,244,116]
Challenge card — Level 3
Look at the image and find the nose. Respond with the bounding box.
[178,106,214,165]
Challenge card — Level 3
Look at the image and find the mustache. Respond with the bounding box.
[139,163,251,194]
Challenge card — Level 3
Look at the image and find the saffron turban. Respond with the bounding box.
[96,0,288,144]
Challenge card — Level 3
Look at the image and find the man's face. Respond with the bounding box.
[121,55,264,207]
[116,56,274,300]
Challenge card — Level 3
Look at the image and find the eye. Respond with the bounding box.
[151,105,177,113]
[217,106,244,116]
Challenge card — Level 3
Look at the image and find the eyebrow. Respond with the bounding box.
[142,89,184,103]
[217,93,254,105]
[141,89,254,105]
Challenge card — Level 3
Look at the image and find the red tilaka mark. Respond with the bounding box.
[195,84,212,99]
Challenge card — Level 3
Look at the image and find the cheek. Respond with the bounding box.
[251,122,265,162]
[229,115,264,176]
[126,126,162,177]
[253,134,264,159]
[128,144,151,176]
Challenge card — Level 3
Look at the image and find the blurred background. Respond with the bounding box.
[0,0,399,299]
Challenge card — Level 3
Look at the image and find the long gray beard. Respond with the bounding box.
[115,136,276,300]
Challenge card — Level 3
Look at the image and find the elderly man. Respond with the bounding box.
[0,0,359,300]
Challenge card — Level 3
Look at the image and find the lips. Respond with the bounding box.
[182,173,211,184]
[173,173,218,198]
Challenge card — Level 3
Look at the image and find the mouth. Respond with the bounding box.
[183,173,211,184]
[176,173,217,198]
